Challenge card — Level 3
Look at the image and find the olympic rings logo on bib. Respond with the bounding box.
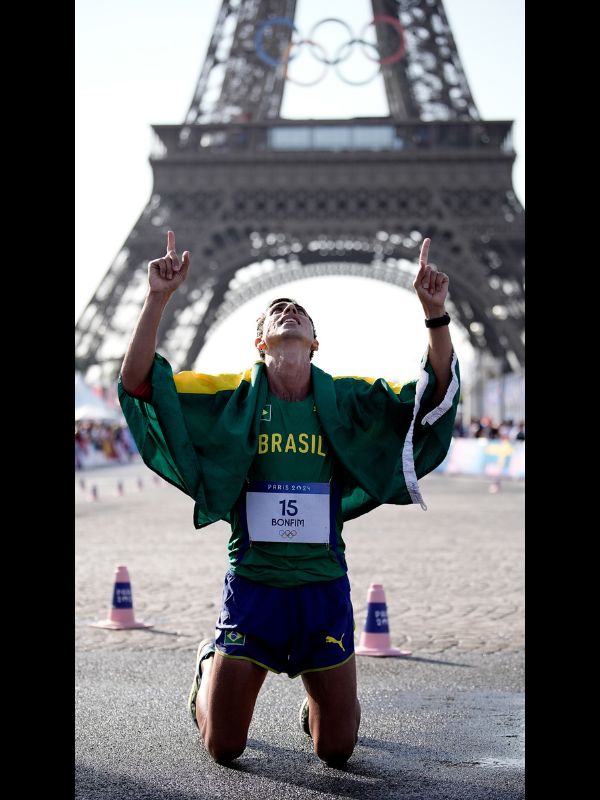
[254,16,406,86]
[279,529,299,539]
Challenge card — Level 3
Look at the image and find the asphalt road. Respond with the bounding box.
[76,465,524,799]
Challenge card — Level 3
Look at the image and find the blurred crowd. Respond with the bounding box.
[453,416,525,441]
[75,416,524,471]
[75,422,139,470]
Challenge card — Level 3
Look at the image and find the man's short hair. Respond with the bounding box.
[256,298,317,361]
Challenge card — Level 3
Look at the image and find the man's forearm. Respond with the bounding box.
[412,237,454,408]
[427,325,454,408]
[120,291,172,393]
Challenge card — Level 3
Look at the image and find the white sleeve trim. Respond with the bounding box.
[421,351,460,426]
[401,349,430,511]
[401,349,459,511]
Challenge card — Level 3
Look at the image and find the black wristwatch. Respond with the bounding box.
[424,312,451,328]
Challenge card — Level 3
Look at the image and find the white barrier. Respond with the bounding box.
[434,438,524,479]
[76,438,524,487]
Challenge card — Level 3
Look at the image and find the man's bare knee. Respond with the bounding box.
[204,734,246,764]
[314,736,356,767]
[317,744,355,768]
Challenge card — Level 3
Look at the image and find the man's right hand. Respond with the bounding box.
[148,230,190,295]
[121,231,190,392]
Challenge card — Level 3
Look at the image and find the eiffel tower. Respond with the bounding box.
[75,0,524,382]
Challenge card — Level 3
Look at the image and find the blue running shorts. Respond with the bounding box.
[214,569,355,678]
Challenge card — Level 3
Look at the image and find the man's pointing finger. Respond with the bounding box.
[419,237,430,267]
[167,230,176,254]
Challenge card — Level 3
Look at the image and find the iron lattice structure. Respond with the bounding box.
[76,0,524,376]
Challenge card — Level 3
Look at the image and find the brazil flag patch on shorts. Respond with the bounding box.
[224,631,246,646]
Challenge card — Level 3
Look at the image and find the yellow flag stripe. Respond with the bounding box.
[333,375,403,395]
[174,369,403,395]
[174,369,253,394]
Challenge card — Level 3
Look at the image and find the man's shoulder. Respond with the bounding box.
[311,365,405,401]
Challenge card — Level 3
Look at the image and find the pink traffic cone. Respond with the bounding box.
[91,565,152,630]
[355,583,411,657]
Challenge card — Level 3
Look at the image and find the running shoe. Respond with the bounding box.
[299,696,311,738]
[187,637,216,727]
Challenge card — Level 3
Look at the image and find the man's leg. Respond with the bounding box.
[196,652,268,764]
[301,656,361,767]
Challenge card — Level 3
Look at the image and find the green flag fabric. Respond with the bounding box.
[118,352,460,529]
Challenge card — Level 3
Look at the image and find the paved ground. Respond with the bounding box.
[75,464,524,799]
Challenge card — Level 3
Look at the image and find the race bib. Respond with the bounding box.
[246,481,330,544]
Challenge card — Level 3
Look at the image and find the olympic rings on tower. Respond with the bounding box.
[360,16,406,65]
[254,15,407,86]
[307,18,354,65]
[255,16,298,68]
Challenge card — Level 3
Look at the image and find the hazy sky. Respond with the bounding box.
[75,0,524,382]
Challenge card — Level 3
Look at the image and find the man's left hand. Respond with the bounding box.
[413,238,449,318]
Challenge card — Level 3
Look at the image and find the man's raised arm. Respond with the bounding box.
[412,238,454,409]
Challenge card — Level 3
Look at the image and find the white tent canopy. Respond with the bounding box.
[75,372,123,422]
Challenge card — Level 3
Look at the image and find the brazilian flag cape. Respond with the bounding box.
[118,351,460,529]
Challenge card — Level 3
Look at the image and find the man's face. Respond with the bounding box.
[256,300,318,355]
